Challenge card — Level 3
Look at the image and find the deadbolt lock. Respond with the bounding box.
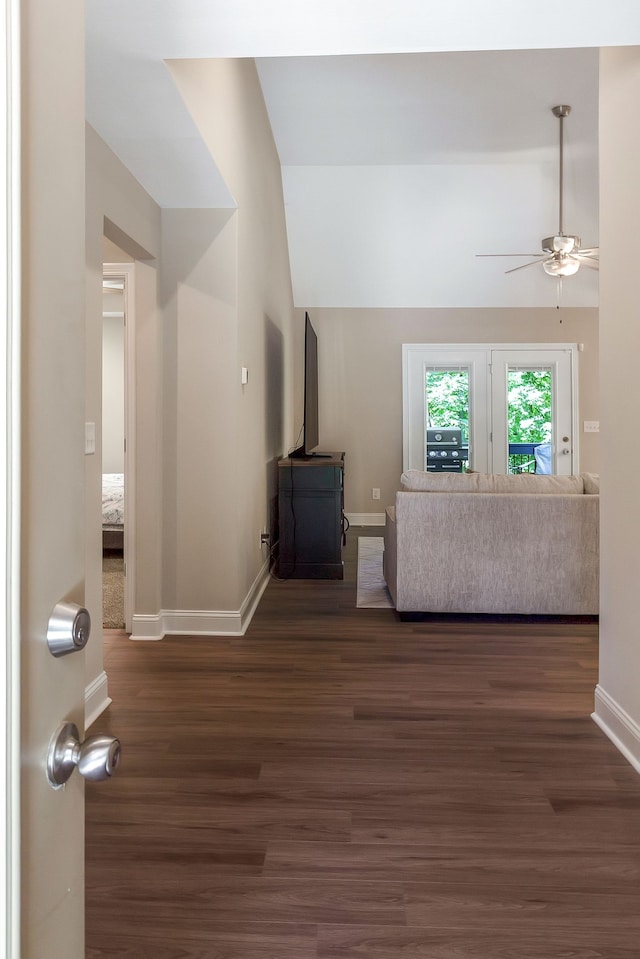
[47,602,91,656]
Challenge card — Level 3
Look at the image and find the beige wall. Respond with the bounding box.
[165,58,295,611]
[309,306,599,515]
[101,311,125,474]
[160,208,241,610]
[596,47,640,772]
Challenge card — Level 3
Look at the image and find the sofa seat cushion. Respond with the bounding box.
[400,470,584,495]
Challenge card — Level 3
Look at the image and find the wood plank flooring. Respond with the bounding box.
[85,530,640,958]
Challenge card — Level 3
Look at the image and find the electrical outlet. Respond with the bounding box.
[372,488,380,500]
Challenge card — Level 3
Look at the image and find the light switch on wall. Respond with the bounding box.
[85,422,96,455]
[241,367,249,385]
[584,421,599,433]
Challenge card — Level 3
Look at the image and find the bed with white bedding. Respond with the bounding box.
[102,472,124,550]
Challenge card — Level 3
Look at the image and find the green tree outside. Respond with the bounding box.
[425,371,469,433]
[506,370,551,443]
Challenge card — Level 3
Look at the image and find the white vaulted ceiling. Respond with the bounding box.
[85,1,640,308]
[256,49,600,308]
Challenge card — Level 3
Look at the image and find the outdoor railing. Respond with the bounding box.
[508,442,543,474]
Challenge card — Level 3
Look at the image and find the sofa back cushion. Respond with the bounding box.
[400,470,585,494]
[401,471,481,492]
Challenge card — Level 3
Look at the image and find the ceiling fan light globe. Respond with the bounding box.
[543,254,580,277]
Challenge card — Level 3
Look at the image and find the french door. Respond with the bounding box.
[490,349,575,475]
[403,344,578,475]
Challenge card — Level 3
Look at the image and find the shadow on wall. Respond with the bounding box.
[159,208,237,308]
[265,315,284,453]
[265,314,285,543]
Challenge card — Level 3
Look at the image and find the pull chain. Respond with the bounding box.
[556,277,563,320]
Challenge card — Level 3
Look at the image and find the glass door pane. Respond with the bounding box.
[425,369,470,473]
[506,368,552,474]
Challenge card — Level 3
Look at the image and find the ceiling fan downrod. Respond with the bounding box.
[552,104,571,238]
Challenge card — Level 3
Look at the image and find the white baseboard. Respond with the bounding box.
[129,612,164,641]
[130,560,271,640]
[346,512,386,527]
[592,684,640,776]
[85,670,112,729]
[161,608,249,636]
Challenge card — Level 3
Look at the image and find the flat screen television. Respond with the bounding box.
[291,312,324,458]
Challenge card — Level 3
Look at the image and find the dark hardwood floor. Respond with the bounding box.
[85,530,640,958]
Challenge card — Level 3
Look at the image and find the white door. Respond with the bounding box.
[490,349,576,475]
[403,346,491,472]
[4,3,100,957]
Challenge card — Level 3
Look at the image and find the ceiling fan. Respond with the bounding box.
[477,105,599,277]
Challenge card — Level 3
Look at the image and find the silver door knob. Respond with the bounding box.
[47,722,121,788]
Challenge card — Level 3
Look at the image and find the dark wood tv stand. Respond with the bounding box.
[277,452,345,579]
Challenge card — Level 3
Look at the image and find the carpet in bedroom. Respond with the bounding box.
[103,553,125,629]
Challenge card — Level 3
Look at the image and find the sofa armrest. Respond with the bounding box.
[383,506,398,607]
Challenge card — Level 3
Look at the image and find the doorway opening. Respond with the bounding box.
[102,261,135,632]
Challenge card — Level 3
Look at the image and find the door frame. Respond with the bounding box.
[403,342,579,474]
[102,262,136,631]
[2,0,21,953]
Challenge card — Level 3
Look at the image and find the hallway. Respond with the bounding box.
[86,533,640,958]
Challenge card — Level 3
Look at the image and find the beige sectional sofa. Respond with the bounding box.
[383,470,599,616]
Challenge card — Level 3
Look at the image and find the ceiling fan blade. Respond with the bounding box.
[576,255,599,270]
[505,259,549,274]
[476,253,543,259]
[578,247,599,255]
